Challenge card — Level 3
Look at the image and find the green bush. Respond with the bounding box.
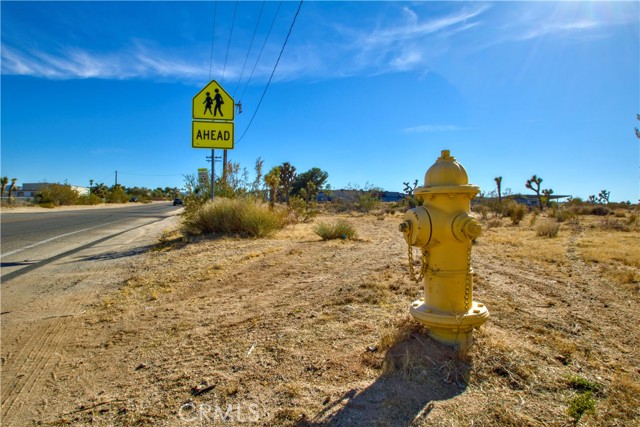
[77,194,103,205]
[567,391,596,423]
[289,195,318,223]
[357,192,380,213]
[565,375,602,394]
[313,220,358,240]
[36,184,79,206]
[106,186,129,203]
[181,197,287,238]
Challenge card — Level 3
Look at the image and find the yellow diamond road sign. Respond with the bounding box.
[193,80,234,121]
[192,121,234,149]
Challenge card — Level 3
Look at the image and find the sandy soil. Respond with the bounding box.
[1,209,638,426]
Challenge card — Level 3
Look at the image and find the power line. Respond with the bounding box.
[232,1,266,99]
[237,0,303,143]
[208,1,218,82]
[118,172,186,177]
[238,1,283,104]
[221,1,238,83]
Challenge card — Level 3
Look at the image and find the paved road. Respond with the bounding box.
[0,202,181,283]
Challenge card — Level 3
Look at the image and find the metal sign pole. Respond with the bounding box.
[211,148,215,201]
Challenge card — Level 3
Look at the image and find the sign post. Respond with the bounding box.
[192,80,235,200]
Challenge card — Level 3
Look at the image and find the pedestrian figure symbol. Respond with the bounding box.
[193,80,234,122]
[203,92,213,116]
[213,89,224,117]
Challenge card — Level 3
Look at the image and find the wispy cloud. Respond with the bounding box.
[515,19,601,41]
[1,42,208,81]
[350,5,490,74]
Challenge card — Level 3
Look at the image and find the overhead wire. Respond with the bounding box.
[238,1,283,104]
[237,0,303,143]
[232,1,266,99]
[208,1,218,82]
[220,0,239,83]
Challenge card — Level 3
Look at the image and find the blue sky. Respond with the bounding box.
[2,1,638,202]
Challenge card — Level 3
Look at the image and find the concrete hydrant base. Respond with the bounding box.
[410,299,489,350]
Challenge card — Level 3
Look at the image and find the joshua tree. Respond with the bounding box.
[264,167,281,209]
[598,189,610,204]
[251,157,264,195]
[278,162,296,205]
[494,176,503,206]
[525,175,543,211]
[7,178,17,204]
[89,179,94,195]
[542,188,554,208]
[1,176,8,200]
[635,114,640,140]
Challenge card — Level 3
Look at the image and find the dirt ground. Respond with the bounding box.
[1,207,639,426]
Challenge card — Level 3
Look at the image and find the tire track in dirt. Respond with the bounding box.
[1,268,115,424]
[1,217,178,425]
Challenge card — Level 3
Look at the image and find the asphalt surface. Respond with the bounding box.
[0,202,181,283]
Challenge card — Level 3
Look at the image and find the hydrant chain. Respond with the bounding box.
[407,245,429,283]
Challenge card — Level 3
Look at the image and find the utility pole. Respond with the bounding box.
[206,150,222,201]
[115,170,118,187]
[223,150,228,182]
[207,149,215,201]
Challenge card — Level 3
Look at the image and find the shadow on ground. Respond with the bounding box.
[301,332,470,427]
[76,245,152,262]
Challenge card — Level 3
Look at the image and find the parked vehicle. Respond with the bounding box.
[173,198,183,206]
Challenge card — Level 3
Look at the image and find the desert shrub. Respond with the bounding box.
[77,194,103,205]
[357,192,380,213]
[182,197,287,238]
[550,208,577,223]
[567,391,596,423]
[600,218,631,232]
[106,186,129,203]
[536,221,560,238]
[565,375,602,394]
[591,206,611,216]
[487,219,503,228]
[529,211,539,227]
[504,200,526,225]
[313,220,358,240]
[289,195,318,223]
[472,204,489,220]
[36,184,79,206]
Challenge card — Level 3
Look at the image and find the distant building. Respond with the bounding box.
[13,183,90,199]
[317,189,406,203]
[507,194,571,206]
[472,194,571,207]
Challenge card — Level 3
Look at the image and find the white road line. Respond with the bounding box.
[0,219,128,258]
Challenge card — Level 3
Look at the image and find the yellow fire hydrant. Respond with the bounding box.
[400,150,489,350]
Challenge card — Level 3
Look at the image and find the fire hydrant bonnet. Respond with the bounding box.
[424,150,468,187]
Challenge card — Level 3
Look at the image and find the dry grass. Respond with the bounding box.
[578,230,640,268]
[37,211,640,427]
[536,221,560,237]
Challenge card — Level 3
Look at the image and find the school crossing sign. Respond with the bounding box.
[192,80,234,149]
[193,81,234,121]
